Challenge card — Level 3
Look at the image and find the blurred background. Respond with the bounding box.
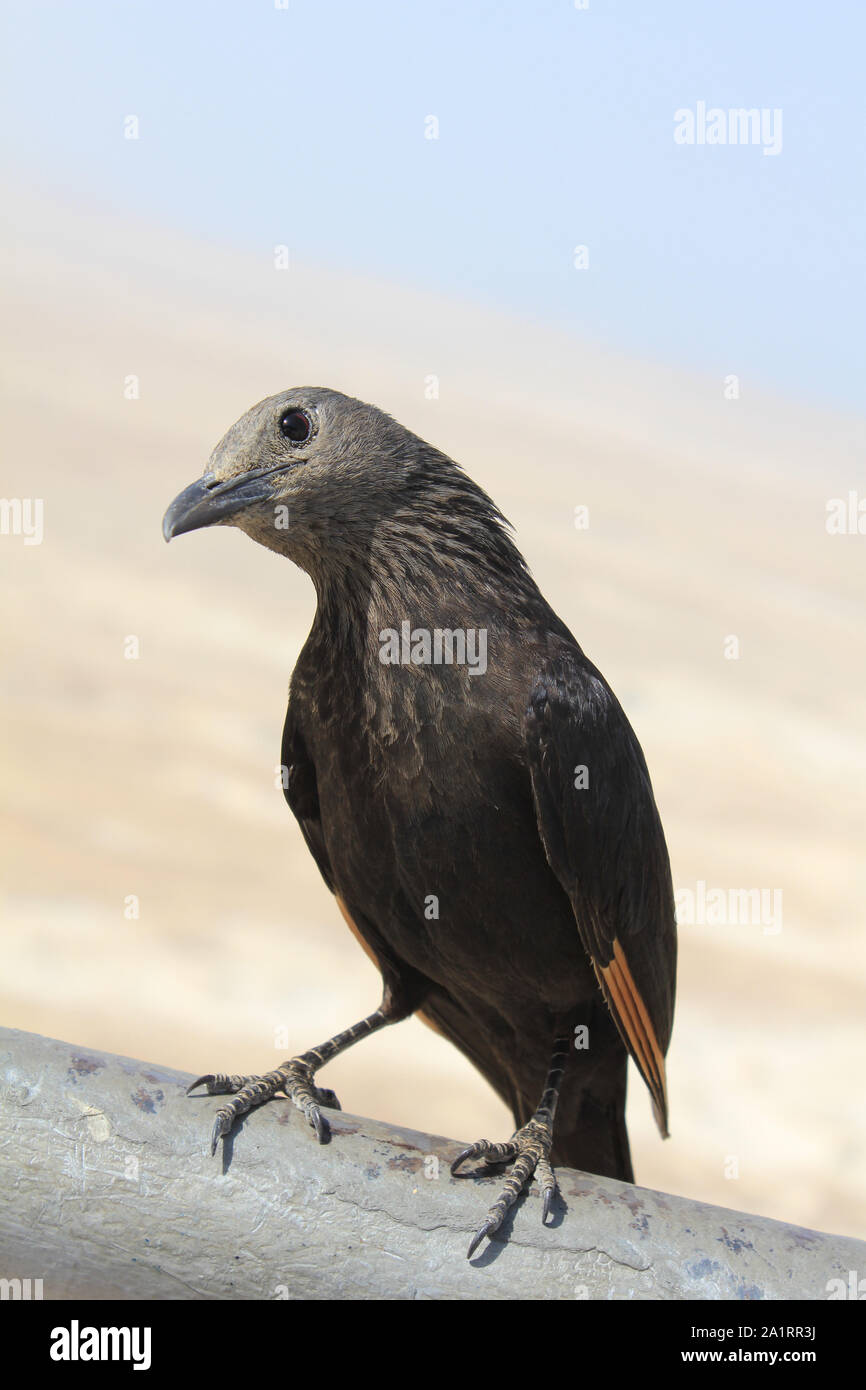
[1,2,864,1241]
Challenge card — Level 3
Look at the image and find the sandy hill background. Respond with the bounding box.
[2,188,864,1241]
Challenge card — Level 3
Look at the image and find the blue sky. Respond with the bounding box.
[3,0,864,407]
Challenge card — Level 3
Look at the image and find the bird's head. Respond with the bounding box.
[163,385,532,615]
[162,387,428,575]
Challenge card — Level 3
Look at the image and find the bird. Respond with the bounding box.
[162,387,677,1258]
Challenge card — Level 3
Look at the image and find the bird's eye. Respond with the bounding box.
[279,408,313,443]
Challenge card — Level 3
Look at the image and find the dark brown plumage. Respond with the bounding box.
[163,387,677,1256]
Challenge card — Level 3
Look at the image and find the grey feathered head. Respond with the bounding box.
[163,386,533,605]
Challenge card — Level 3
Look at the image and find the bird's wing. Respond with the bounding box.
[524,651,677,1135]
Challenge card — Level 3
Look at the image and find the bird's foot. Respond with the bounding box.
[451,1114,557,1258]
[187,1060,341,1154]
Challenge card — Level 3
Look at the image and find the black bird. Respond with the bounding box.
[163,388,676,1257]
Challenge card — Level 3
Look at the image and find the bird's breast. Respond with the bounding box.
[306,689,594,1014]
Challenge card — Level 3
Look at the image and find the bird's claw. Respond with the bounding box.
[452,1116,558,1258]
[188,1060,342,1153]
[210,1110,233,1157]
[537,1154,557,1222]
[450,1137,517,1176]
[466,1218,498,1260]
[187,1072,252,1097]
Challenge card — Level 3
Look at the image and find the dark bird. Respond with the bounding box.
[162,388,677,1257]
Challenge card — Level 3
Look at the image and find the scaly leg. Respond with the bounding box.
[188,1008,392,1154]
[451,1033,570,1258]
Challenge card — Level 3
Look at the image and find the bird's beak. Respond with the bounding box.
[162,470,283,542]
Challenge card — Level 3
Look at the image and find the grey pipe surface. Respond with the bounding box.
[0,1027,861,1300]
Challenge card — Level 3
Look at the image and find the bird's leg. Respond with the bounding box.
[451,1032,570,1258]
[188,1008,393,1155]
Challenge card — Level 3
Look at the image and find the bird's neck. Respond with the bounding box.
[302,531,553,712]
